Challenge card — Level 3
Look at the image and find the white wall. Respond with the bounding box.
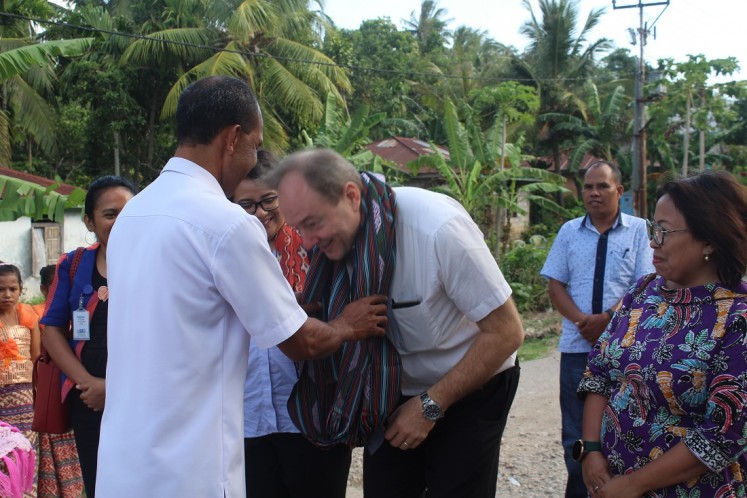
[0,210,87,300]
[63,209,88,252]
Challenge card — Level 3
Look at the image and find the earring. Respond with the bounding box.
[704,253,710,262]
[85,231,97,246]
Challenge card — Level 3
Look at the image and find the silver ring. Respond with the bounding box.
[593,485,599,492]
[402,441,409,447]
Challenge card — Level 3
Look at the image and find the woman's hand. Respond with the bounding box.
[582,451,613,496]
[77,377,106,412]
[596,475,644,498]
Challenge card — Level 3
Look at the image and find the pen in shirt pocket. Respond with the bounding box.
[622,248,629,257]
[391,299,421,309]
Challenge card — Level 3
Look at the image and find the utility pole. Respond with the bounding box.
[613,0,669,219]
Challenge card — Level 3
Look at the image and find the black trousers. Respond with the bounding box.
[70,390,103,498]
[244,432,352,498]
[363,364,521,498]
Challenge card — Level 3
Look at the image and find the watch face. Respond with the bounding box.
[572,440,583,462]
[423,402,441,421]
[420,393,443,421]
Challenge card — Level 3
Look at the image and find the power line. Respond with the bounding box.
[0,11,636,84]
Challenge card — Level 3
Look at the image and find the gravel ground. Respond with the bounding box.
[345,350,566,497]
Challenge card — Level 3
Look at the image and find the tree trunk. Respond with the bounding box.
[682,93,691,176]
[27,137,32,169]
[495,117,508,256]
[113,130,121,176]
[699,129,705,171]
[501,211,512,256]
[495,207,506,257]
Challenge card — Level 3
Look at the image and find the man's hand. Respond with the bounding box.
[576,313,611,344]
[383,396,435,451]
[77,377,106,412]
[333,294,388,341]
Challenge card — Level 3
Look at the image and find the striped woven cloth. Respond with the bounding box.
[288,172,401,448]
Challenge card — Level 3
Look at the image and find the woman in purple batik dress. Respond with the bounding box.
[578,171,747,498]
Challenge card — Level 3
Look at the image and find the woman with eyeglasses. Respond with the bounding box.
[577,171,747,498]
[233,150,352,498]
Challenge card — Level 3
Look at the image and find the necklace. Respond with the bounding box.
[0,309,18,328]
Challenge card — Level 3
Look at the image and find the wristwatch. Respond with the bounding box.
[572,439,602,462]
[419,392,444,421]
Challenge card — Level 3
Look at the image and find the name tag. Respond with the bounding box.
[72,309,90,341]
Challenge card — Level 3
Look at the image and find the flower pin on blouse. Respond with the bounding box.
[98,286,109,302]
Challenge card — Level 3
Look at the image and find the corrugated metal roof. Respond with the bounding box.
[366,136,448,174]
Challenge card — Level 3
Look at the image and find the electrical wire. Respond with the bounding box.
[0,10,636,84]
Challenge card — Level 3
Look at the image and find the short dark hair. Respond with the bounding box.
[176,76,261,146]
[265,149,362,205]
[247,149,278,180]
[656,170,747,287]
[39,264,56,288]
[85,176,137,219]
[584,160,623,186]
[0,262,22,289]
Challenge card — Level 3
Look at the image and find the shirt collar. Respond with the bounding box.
[580,210,624,232]
[161,157,226,198]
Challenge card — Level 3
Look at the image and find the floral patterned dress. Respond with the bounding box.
[579,274,747,497]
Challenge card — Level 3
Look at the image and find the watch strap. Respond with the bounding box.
[584,440,602,452]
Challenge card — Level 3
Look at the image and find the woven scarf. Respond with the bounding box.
[288,172,401,448]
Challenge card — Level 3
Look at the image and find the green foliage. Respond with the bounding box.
[0,176,85,222]
[647,55,742,176]
[500,241,552,313]
[517,333,559,362]
[302,93,386,156]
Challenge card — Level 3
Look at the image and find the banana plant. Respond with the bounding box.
[0,176,86,222]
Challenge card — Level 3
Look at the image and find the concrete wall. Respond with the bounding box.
[0,210,87,300]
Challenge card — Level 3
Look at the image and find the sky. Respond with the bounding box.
[321,0,746,82]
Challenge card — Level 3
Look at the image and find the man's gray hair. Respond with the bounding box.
[265,149,363,204]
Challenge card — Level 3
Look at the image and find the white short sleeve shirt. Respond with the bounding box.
[389,187,515,395]
[96,158,308,498]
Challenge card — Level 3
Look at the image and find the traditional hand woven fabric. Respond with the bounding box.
[288,172,401,448]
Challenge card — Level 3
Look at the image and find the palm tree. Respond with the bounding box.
[0,0,93,166]
[517,0,612,172]
[403,0,452,55]
[120,0,351,152]
[539,82,629,172]
[448,27,513,101]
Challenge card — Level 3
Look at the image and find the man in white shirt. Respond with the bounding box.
[97,77,387,498]
[268,149,525,498]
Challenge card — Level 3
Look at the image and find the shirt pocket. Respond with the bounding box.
[607,242,636,287]
[388,301,436,354]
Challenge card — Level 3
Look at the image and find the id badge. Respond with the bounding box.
[72,309,90,341]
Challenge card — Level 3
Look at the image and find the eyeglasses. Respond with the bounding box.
[646,219,689,245]
[237,196,279,214]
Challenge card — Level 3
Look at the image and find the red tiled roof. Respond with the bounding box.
[0,166,78,195]
[366,136,448,174]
